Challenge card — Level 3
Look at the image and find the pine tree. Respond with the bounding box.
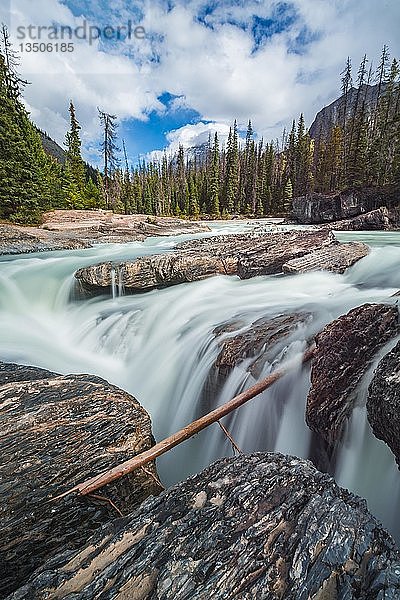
[98,108,119,209]
[65,101,86,205]
[0,47,53,223]
[210,132,220,217]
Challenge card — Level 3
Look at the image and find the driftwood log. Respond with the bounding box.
[10,453,400,599]
[53,345,315,500]
[0,362,162,598]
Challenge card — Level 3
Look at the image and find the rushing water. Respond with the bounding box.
[0,221,399,541]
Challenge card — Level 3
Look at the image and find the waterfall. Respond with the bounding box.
[1,224,400,541]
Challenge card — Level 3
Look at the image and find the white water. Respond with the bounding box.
[0,221,399,541]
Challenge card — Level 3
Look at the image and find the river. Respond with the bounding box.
[0,221,399,541]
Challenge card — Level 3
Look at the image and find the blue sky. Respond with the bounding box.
[4,0,400,166]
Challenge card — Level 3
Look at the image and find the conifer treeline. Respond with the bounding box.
[0,28,399,224]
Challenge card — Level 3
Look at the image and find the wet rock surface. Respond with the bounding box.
[306,304,400,447]
[0,362,162,598]
[10,452,400,600]
[0,211,209,256]
[367,340,400,467]
[75,229,366,294]
[214,313,313,378]
[282,241,369,274]
[292,185,399,225]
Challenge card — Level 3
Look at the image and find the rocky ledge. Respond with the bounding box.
[10,453,400,599]
[367,340,400,467]
[0,210,210,256]
[292,185,399,226]
[75,229,369,294]
[306,303,400,448]
[0,362,162,598]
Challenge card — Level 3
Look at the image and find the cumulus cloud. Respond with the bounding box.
[2,0,400,161]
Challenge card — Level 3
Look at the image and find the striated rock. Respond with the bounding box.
[282,241,369,274]
[292,186,399,225]
[236,229,335,278]
[0,211,209,256]
[10,453,400,600]
[326,207,391,231]
[0,362,162,598]
[367,341,400,467]
[306,304,400,447]
[76,252,237,293]
[76,229,348,294]
[214,313,313,379]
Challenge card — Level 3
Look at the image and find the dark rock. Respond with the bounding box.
[306,304,400,447]
[214,313,313,379]
[282,241,369,274]
[292,186,399,225]
[10,453,400,599]
[367,341,400,467]
[0,362,162,598]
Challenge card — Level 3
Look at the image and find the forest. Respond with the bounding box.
[0,24,399,224]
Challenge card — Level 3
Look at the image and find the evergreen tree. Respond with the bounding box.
[210,132,220,217]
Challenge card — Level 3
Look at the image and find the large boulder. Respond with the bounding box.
[10,453,400,599]
[0,362,162,598]
[306,304,400,447]
[367,341,400,467]
[282,241,369,274]
[75,229,367,294]
[292,186,399,225]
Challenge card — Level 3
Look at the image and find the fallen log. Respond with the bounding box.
[53,344,315,500]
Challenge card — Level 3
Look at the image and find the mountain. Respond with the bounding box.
[37,128,66,164]
[309,83,384,140]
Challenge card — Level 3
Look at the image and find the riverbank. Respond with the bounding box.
[0,210,210,255]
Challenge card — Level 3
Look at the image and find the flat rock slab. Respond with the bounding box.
[10,453,400,599]
[306,304,400,447]
[0,362,162,598]
[282,241,369,274]
[367,340,400,467]
[75,229,365,295]
[0,211,209,256]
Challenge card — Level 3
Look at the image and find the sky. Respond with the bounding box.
[2,0,400,167]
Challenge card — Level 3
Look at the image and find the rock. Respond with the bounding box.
[76,229,342,294]
[10,453,400,600]
[282,241,369,274]
[367,341,400,467]
[326,207,391,231]
[306,304,400,447]
[0,362,162,597]
[0,211,210,256]
[292,186,399,225]
[236,229,336,279]
[214,313,313,379]
[76,252,237,293]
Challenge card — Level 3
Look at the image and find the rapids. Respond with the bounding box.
[1,221,399,541]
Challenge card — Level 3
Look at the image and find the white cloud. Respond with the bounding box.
[2,0,400,162]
